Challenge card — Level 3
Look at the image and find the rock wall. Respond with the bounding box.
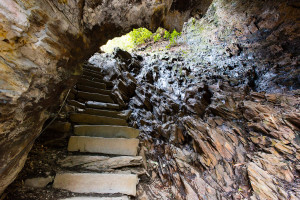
[91,47,300,200]
[87,0,300,198]
[180,0,300,93]
[0,0,198,194]
[0,0,299,196]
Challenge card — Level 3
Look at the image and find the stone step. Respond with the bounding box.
[58,155,143,170]
[86,101,120,110]
[81,75,114,88]
[83,69,104,80]
[77,91,114,103]
[68,100,85,109]
[53,173,137,196]
[68,136,139,156]
[76,85,111,95]
[82,75,105,83]
[84,64,101,72]
[74,125,139,138]
[70,113,127,126]
[77,78,106,90]
[60,197,129,200]
[79,109,129,120]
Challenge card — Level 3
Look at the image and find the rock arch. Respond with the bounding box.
[0,0,210,194]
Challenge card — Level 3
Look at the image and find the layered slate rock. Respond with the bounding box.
[2,0,299,197]
[68,136,139,156]
[58,156,143,170]
[77,92,114,103]
[74,125,139,138]
[53,173,138,196]
[80,109,129,120]
[86,101,120,110]
[76,85,111,95]
[0,0,193,192]
[70,113,127,126]
[60,197,129,200]
[77,79,107,90]
[51,65,143,199]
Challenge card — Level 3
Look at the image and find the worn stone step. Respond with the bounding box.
[77,91,114,103]
[70,113,127,126]
[81,75,114,88]
[68,100,85,109]
[82,75,105,83]
[53,173,138,196]
[59,155,143,170]
[79,109,129,120]
[78,78,106,90]
[60,197,129,200]
[68,136,139,156]
[86,101,120,110]
[84,64,101,72]
[76,85,111,95]
[74,125,139,138]
[83,69,104,80]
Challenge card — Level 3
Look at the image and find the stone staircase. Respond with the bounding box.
[53,65,142,199]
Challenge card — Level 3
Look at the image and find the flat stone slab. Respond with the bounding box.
[77,91,114,103]
[68,100,85,109]
[24,176,54,188]
[78,78,106,90]
[81,109,128,120]
[81,75,114,89]
[83,69,104,80]
[77,85,111,95]
[60,197,129,200]
[84,65,102,72]
[53,173,138,196]
[68,136,139,156]
[82,75,105,83]
[70,113,127,126]
[86,101,120,110]
[74,125,139,138]
[58,155,143,170]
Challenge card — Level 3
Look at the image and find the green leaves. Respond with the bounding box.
[164,30,171,40]
[129,28,153,45]
[166,29,181,49]
[101,27,182,53]
[153,34,161,42]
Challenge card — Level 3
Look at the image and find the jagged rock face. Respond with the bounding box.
[180,0,300,93]
[89,47,300,199]
[0,0,197,194]
[0,0,299,196]
[87,0,299,197]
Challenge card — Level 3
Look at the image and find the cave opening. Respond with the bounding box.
[1,0,299,199]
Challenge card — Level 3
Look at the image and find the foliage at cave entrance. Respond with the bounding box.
[129,28,153,45]
[101,27,182,53]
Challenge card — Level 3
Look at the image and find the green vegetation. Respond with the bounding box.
[129,28,153,45]
[101,27,182,53]
[163,30,171,40]
[153,34,161,42]
[165,29,181,49]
